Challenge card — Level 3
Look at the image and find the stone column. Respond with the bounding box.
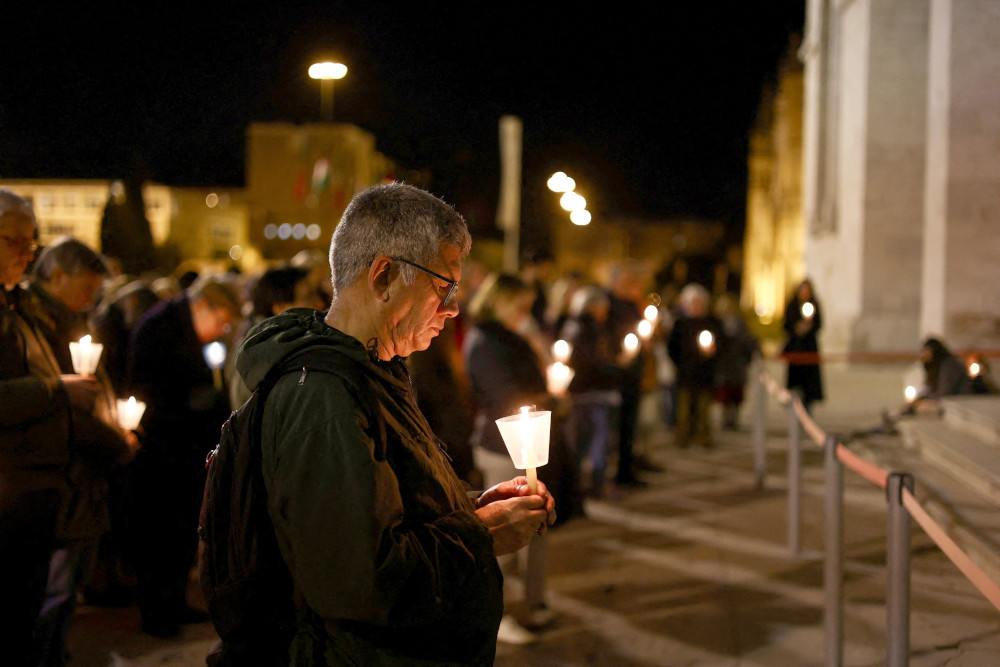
[922,0,1000,348]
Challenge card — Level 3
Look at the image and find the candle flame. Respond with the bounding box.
[80,334,92,345]
[698,330,714,348]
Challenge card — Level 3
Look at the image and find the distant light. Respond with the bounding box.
[309,62,348,80]
[306,224,322,241]
[643,305,659,322]
[547,172,576,193]
[623,333,639,352]
[292,223,306,240]
[570,209,591,225]
[205,193,219,208]
[264,224,277,240]
[278,223,292,240]
[202,341,227,369]
[637,320,653,340]
[552,339,572,364]
[755,302,769,318]
[969,362,982,377]
[904,385,917,402]
[229,245,243,261]
[560,191,586,212]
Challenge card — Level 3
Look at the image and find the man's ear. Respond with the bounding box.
[368,256,394,302]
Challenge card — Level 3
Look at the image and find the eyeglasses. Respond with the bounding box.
[392,257,459,307]
[0,235,38,256]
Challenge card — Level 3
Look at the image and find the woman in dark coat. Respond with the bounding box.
[463,273,555,640]
[783,279,824,412]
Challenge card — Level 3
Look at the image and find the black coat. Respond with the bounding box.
[464,320,547,455]
[783,296,824,403]
[668,315,722,389]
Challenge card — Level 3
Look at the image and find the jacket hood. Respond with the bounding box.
[236,308,373,392]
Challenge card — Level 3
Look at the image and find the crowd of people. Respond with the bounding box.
[10,181,990,664]
[0,184,776,663]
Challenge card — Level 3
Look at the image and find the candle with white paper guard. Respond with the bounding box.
[116,396,146,431]
[546,362,574,396]
[637,319,653,340]
[495,408,551,496]
[552,339,572,364]
[203,342,227,389]
[69,334,103,375]
[698,330,714,352]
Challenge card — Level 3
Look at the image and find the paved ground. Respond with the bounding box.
[66,362,1000,666]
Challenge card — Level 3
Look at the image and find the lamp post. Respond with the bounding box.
[308,61,348,122]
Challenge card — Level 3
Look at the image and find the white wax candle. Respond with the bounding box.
[519,406,538,494]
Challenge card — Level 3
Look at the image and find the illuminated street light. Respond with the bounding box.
[570,209,591,225]
[547,171,576,193]
[309,61,348,122]
[560,191,586,212]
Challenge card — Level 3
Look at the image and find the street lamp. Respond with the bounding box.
[308,61,348,122]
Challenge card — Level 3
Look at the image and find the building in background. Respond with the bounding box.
[747,0,1000,353]
[742,37,805,328]
[0,122,394,275]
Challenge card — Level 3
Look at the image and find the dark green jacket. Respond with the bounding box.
[237,309,503,666]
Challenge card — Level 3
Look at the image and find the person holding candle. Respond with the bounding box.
[21,235,142,664]
[667,283,722,448]
[464,272,562,641]
[0,190,103,664]
[560,285,623,497]
[783,279,824,413]
[223,183,555,665]
[126,273,240,638]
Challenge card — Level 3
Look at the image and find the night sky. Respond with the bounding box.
[1,2,803,240]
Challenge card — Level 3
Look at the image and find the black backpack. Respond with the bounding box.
[198,347,383,666]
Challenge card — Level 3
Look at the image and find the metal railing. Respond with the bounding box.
[753,363,1000,667]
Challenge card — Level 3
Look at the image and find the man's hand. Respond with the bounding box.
[60,374,101,412]
[476,477,557,556]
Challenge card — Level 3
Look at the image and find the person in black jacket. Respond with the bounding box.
[668,284,721,448]
[464,273,555,641]
[783,279,824,413]
[126,274,240,638]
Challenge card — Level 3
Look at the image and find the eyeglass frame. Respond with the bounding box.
[0,234,39,256]
[391,257,459,307]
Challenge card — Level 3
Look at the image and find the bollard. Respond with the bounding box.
[824,434,843,667]
[886,472,914,667]
[753,361,767,490]
[787,399,802,557]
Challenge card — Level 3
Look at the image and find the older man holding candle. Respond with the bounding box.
[227,183,555,665]
[22,235,140,664]
[0,191,103,664]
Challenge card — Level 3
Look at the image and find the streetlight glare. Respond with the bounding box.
[547,172,576,193]
[309,62,348,80]
[560,191,586,211]
[570,209,591,225]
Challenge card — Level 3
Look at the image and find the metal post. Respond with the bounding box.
[753,361,767,490]
[886,472,914,667]
[824,434,843,667]
[787,400,802,557]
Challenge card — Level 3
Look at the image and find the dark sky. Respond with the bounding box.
[0,2,803,237]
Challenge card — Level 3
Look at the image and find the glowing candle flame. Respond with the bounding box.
[552,339,572,364]
[801,302,815,319]
[698,330,714,349]
[637,320,653,340]
[904,385,917,402]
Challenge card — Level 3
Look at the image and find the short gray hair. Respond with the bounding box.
[0,189,35,223]
[32,236,109,282]
[329,183,471,292]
